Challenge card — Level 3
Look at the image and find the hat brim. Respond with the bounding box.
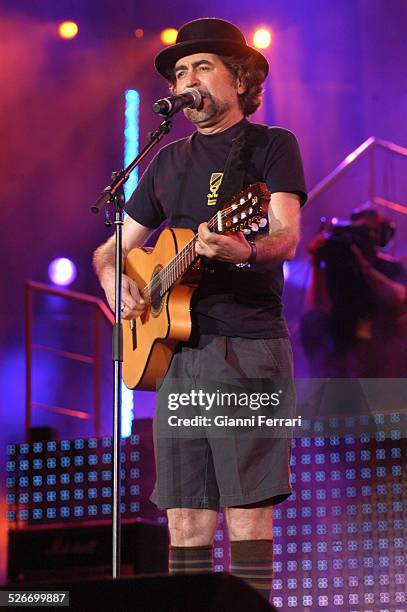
[155,39,269,80]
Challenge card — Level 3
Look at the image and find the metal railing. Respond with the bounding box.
[25,281,114,441]
[307,136,407,215]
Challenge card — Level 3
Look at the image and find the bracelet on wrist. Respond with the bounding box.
[236,241,257,269]
[247,240,257,265]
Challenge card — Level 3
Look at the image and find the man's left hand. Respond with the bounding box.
[196,222,251,264]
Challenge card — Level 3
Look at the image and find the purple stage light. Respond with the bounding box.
[48,258,77,286]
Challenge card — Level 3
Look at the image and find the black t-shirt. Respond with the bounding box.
[125,118,307,338]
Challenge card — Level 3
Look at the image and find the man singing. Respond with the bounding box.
[93,17,307,601]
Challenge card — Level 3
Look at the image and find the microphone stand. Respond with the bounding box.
[90,115,173,579]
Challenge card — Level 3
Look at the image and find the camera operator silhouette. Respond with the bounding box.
[301,205,407,377]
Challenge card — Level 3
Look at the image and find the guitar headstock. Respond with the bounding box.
[217,182,270,234]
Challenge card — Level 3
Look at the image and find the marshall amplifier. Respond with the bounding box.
[8,519,168,583]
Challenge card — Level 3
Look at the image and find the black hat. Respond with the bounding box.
[155,18,269,80]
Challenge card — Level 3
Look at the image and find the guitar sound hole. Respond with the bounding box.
[150,285,162,311]
[150,266,163,313]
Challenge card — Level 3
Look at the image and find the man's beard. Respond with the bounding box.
[184,90,230,125]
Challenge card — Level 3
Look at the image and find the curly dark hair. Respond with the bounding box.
[218,54,266,116]
[166,53,266,116]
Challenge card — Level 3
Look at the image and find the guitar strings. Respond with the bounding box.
[145,208,226,299]
[144,190,264,300]
[145,193,260,300]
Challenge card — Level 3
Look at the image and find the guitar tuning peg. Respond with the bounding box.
[250,223,259,232]
[259,218,268,228]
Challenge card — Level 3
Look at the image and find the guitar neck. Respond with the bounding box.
[160,236,198,295]
[158,209,229,295]
[144,183,268,300]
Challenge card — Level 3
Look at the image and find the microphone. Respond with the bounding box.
[152,88,202,116]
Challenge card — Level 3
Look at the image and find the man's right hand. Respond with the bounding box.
[102,271,146,320]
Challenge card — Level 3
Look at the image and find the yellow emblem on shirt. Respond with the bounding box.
[207,172,223,206]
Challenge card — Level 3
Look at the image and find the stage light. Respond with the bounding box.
[253,28,272,50]
[123,89,140,201]
[122,89,140,437]
[161,28,178,46]
[58,21,79,40]
[134,28,144,39]
[48,258,77,286]
[121,381,134,438]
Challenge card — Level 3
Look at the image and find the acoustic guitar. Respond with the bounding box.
[123,182,270,390]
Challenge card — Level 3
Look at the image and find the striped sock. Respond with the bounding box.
[168,545,213,575]
[230,539,274,601]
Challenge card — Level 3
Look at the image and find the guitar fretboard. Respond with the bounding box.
[160,237,198,295]
[143,186,265,302]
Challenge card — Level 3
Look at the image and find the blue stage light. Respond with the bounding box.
[48,257,77,286]
[121,89,140,437]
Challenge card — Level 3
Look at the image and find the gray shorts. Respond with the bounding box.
[150,335,294,510]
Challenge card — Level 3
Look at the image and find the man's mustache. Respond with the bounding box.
[186,89,213,109]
